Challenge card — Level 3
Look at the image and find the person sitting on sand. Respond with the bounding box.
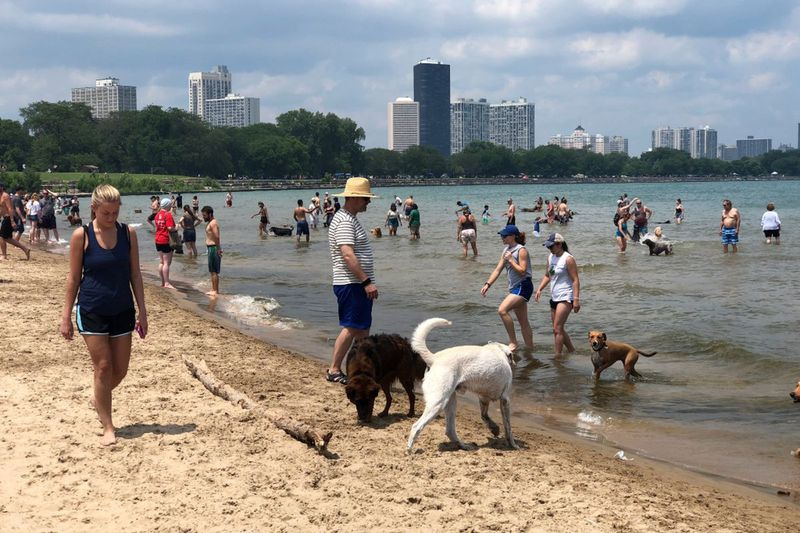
[60,184,147,446]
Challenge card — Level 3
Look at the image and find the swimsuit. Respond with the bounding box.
[615,222,628,238]
[721,227,738,244]
[296,220,309,235]
[207,245,222,273]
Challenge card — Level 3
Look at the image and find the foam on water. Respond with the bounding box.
[217,294,303,331]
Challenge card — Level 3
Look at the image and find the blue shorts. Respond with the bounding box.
[388,218,399,228]
[207,245,221,273]
[509,277,534,302]
[296,220,309,236]
[333,283,373,330]
[721,227,738,245]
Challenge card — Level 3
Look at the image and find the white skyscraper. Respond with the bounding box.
[651,127,675,150]
[71,78,136,119]
[691,126,717,159]
[188,65,232,119]
[450,98,489,154]
[489,98,535,151]
[388,97,419,152]
[204,94,260,128]
[652,126,717,158]
[548,126,628,155]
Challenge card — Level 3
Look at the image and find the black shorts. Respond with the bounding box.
[156,242,173,253]
[76,306,135,337]
[0,216,12,239]
[147,212,157,222]
[764,229,780,238]
[40,214,57,230]
[549,299,572,311]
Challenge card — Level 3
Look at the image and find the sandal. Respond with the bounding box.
[325,370,347,384]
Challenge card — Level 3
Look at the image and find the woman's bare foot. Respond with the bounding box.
[163,283,176,289]
[100,428,117,446]
[205,290,218,296]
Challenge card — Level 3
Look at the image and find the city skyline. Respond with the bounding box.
[1,1,799,156]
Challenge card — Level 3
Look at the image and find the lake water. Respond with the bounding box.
[101,180,799,490]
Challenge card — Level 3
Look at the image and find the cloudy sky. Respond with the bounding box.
[1,0,798,155]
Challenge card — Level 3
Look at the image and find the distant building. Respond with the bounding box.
[489,98,535,151]
[188,65,232,120]
[71,78,136,119]
[717,144,739,161]
[413,58,450,155]
[797,123,799,150]
[548,126,627,155]
[387,97,419,152]
[736,136,772,158]
[204,94,260,128]
[651,126,717,158]
[450,98,489,154]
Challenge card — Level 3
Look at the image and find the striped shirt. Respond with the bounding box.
[329,208,374,285]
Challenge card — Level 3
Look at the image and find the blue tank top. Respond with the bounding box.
[78,222,134,315]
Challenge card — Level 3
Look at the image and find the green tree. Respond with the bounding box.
[362,148,402,177]
[20,101,98,171]
[452,141,516,177]
[0,119,30,171]
[401,145,448,177]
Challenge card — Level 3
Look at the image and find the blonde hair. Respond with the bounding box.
[31,193,39,201]
[91,184,121,208]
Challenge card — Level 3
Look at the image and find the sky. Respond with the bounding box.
[1,0,799,156]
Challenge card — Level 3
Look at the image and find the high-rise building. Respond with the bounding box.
[204,94,260,128]
[797,123,799,150]
[450,98,489,154]
[548,126,627,155]
[489,98,535,151]
[413,58,450,155]
[71,78,136,119]
[736,136,772,158]
[717,144,739,161]
[690,126,717,159]
[651,126,717,158]
[188,65,232,119]
[387,97,419,152]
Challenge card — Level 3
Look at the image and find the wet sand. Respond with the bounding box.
[1,250,797,532]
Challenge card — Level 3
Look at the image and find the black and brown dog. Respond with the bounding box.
[641,237,672,256]
[345,334,426,423]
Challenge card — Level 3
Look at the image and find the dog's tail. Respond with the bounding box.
[638,350,657,357]
[411,318,452,367]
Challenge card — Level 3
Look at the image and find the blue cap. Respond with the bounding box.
[498,225,520,237]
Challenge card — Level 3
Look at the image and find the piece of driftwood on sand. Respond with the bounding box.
[182,355,333,454]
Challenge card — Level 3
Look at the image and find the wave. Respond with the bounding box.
[217,294,303,331]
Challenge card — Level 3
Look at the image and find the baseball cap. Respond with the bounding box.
[160,198,172,209]
[542,232,565,247]
[498,225,520,237]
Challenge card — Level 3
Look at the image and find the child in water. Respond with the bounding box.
[482,205,491,225]
[533,217,542,238]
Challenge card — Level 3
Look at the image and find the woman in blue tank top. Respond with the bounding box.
[60,184,147,446]
[480,225,534,352]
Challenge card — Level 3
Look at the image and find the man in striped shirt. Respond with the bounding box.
[326,178,378,384]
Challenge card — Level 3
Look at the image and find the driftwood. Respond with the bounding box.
[182,355,333,454]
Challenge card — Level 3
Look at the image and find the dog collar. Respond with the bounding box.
[591,345,605,352]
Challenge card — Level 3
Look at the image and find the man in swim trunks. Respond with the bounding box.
[631,199,652,242]
[457,207,478,257]
[403,195,414,218]
[202,206,222,295]
[719,199,740,253]
[506,198,516,225]
[0,182,31,260]
[294,199,313,243]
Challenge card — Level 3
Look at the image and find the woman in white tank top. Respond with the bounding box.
[534,232,581,356]
[480,225,534,352]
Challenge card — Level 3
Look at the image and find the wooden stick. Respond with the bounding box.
[182,355,333,453]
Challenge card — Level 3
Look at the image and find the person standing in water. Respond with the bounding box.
[674,198,685,224]
[719,199,741,253]
[202,206,222,296]
[534,232,580,357]
[761,202,781,245]
[180,205,201,257]
[385,203,401,236]
[154,197,176,289]
[457,207,478,257]
[481,204,491,225]
[481,225,533,352]
[251,201,270,237]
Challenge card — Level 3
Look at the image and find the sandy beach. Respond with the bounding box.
[1,249,797,532]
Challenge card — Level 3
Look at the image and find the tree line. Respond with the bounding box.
[1,101,799,181]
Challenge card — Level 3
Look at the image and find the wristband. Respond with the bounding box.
[361,277,372,287]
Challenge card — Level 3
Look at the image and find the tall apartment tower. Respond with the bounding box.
[651,127,675,150]
[188,65,232,119]
[690,126,717,159]
[71,78,136,119]
[413,58,450,156]
[387,97,419,152]
[736,136,772,158]
[489,98,536,151]
[204,94,260,128]
[450,98,489,154]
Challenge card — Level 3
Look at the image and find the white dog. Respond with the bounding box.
[406,318,518,452]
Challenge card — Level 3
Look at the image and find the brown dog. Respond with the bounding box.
[792,381,800,457]
[588,330,656,380]
[345,334,426,423]
[370,227,382,238]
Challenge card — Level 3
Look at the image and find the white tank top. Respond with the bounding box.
[548,251,573,301]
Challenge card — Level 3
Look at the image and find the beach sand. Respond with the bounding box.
[1,250,797,532]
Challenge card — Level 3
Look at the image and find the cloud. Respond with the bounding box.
[0,2,182,36]
[726,31,800,63]
[635,70,687,90]
[568,29,705,70]
[440,36,545,61]
[0,67,99,115]
[581,0,688,18]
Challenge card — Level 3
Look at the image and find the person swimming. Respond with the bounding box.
[482,205,491,225]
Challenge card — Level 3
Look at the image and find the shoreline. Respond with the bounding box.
[3,248,798,531]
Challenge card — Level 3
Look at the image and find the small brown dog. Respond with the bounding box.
[588,330,656,380]
[370,227,382,238]
[345,334,426,423]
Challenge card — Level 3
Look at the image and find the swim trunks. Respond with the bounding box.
[507,216,516,226]
[296,220,309,236]
[333,283,373,330]
[387,218,399,228]
[260,216,268,224]
[549,299,572,311]
[721,227,738,245]
[76,306,135,337]
[509,277,534,302]
[207,245,221,273]
[764,229,780,238]
[459,228,476,244]
[0,216,12,239]
[155,242,173,253]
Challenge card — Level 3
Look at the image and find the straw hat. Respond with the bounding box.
[333,177,378,198]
